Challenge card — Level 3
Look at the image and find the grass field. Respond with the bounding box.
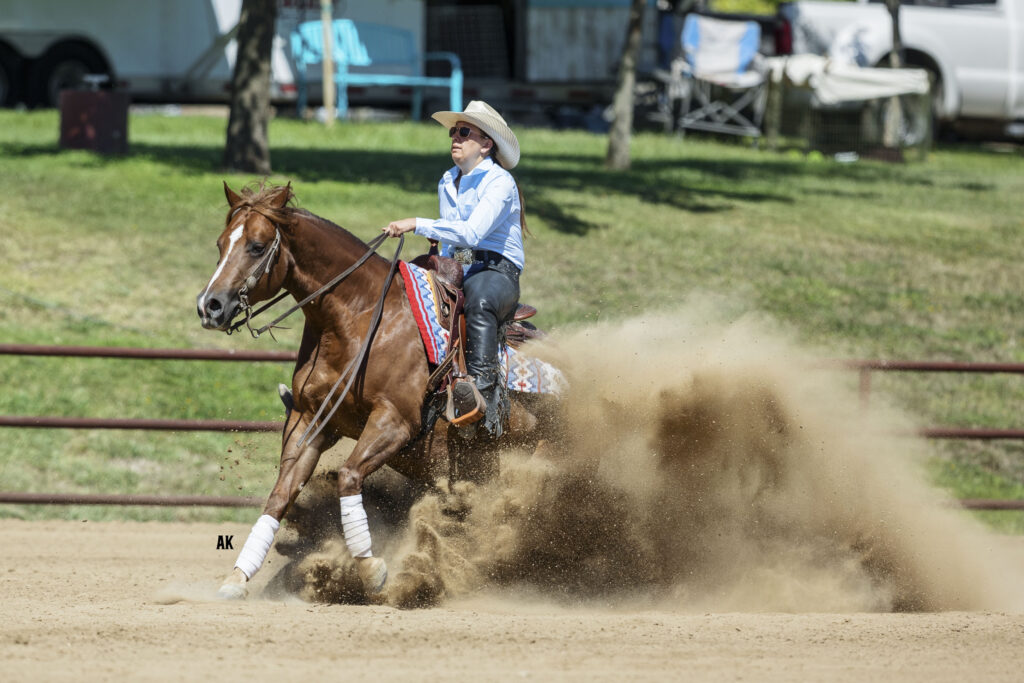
[0,109,1022,529]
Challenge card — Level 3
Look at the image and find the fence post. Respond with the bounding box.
[859,367,872,410]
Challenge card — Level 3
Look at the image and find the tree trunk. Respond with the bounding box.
[223,0,277,174]
[605,0,646,171]
[882,0,904,149]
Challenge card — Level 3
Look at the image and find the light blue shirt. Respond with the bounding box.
[414,157,525,271]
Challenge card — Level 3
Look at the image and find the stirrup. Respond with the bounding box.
[447,378,486,426]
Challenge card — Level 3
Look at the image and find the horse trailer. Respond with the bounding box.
[0,0,422,108]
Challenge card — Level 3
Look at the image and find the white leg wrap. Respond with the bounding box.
[234,514,280,579]
[340,494,372,558]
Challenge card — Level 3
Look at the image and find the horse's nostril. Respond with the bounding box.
[208,297,223,313]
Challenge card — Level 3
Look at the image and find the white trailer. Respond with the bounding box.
[0,0,423,108]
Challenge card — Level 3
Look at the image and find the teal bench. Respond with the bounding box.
[291,19,463,120]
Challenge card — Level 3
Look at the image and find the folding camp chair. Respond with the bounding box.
[676,15,767,138]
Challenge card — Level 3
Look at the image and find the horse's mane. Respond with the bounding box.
[231,181,372,250]
[229,181,298,229]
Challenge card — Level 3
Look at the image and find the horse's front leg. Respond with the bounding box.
[217,412,328,599]
[336,402,415,600]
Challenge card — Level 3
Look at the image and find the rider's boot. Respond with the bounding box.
[459,270,513,434]
[450,377,486,425]
[472,364,503,438]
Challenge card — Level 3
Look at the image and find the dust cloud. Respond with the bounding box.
[267,306,1024,613]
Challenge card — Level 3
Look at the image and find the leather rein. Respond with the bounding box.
[225,226,405,446]
[229,230,396,339]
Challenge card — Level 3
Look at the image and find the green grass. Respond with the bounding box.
[1,109,1022,527]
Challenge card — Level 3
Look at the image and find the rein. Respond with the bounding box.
[297,233,403,447]
[225,227,405,447]
[228,231,392,338]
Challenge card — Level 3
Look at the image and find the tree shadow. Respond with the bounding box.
[2,138,961,237]
[4,142,749,233]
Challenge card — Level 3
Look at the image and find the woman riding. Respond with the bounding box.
[382,100,525,437]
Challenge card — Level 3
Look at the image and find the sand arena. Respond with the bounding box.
[3,311,1023,680]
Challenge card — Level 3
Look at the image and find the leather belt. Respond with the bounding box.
[472,250,520,282]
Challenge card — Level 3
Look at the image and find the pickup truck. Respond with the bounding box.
[777,0,1024,133]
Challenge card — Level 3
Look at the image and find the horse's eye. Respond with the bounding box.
[249,242,266,256]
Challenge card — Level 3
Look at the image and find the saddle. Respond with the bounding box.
[410,249,544,422]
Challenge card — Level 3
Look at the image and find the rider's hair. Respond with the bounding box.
[489,141,531,237]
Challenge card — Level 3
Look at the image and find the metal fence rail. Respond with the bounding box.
[841,358,1024,410]
[0,416,284,432]
[0,343,296,362]
[1,344,1022,511]
[0,492,263,507]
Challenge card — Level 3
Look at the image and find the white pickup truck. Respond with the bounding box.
[778,0,1024,132]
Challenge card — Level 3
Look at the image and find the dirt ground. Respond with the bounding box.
[0,519,1022,682]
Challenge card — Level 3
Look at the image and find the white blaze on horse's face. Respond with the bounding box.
[200,224,244,307]
[197,217,249,330]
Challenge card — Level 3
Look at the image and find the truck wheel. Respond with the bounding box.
[901,56,944,140]
[0,43,21,107]
[30,42,109,108]
[925,68,948,139]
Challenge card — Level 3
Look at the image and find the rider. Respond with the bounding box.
[383,100,525,437]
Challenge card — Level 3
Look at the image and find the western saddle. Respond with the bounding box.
[409,250,542,424]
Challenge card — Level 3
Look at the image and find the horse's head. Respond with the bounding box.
[196,182,293,331]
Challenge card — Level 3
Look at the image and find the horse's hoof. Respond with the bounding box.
[217,583,247,600]
[217,568,249,600]
[356,557,388,601]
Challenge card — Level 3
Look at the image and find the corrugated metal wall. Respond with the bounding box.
[525,0,657,82]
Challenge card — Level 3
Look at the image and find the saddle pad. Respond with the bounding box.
[398,261,567,396]
[398,260,448,364]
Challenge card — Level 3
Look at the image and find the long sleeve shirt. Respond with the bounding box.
[413,157,525,271]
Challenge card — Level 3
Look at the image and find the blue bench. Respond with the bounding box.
[291,19,463,120]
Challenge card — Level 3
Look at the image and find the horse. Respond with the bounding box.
[196,181,553,601]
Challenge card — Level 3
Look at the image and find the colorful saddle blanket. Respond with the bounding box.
[398,261,567,396]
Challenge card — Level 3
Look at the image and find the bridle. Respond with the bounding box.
[221,215,404,446]
[230,227,283,338]
[226,227,395,339]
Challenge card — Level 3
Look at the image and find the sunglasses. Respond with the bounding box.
[449,126,489,140]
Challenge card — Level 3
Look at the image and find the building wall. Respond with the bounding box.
[525,0,658,82]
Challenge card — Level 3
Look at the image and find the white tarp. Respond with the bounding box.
[765,54,929,105]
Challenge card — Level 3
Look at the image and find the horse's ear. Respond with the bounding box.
[268,182,293,210]
[224,181,243,208]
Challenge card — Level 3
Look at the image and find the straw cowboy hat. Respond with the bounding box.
[431,100,520,170]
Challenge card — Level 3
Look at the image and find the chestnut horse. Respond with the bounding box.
[196,182,545,600]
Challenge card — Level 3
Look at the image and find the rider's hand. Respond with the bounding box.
[382,218,416,237]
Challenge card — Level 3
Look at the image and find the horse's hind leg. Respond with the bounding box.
[218,414,328,599]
